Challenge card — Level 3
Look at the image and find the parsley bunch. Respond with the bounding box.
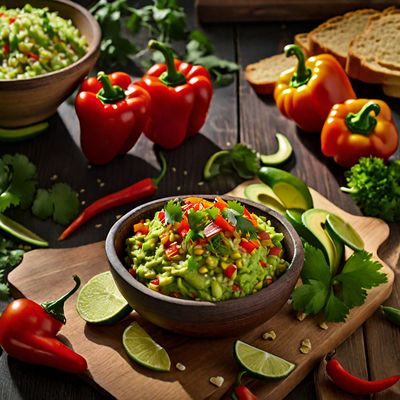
[341,157,400,222]
[292,243,387,322]
[0,153,80,226]
[90,0,239,86]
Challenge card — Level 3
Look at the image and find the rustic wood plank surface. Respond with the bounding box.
[1,1,399,399]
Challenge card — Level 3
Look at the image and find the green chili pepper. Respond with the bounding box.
[381,305,400,326]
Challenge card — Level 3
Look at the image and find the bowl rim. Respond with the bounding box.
[0,0,101,86]
[106,194,304,309]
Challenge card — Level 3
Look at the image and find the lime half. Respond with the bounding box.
[76,271,132,324]
[234,340,296,379]
[123,322,171,372]
[0,214,48,247]
[326,213,364,251]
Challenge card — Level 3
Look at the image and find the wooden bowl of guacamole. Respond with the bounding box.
[106,195,304,337]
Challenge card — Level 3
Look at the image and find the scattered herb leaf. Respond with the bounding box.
[164,200,183,225]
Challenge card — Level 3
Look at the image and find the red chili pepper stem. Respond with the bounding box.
[96,71,126,104]
[345,102,380,135]
[148,40,186,87]
[284,44,312,88]
[41,275,81,324]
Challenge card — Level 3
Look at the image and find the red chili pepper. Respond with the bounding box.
[326,354,400,395]
[75,71,151,165]
[58,153,167,240]
[214,214,235,232]
[224,264,237,279]
[223,372,258,400]
[258,231,270,241]
[0,276,87,373]
[135,40,213,149]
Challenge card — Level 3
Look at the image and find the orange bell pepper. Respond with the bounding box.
[321,99,399,167]
[274,45,356,133]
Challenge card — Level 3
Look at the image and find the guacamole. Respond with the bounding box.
[0,4,88,79]
[125,197,289,302]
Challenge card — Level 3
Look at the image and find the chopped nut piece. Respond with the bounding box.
[96,178,101,183]
[50,174,58,181]
[183,170,188,176]
[81,200,86,206]
[176,186,181,191]
[319,322,329,330]
[197,181,205,186]
[209,376,224,387]
[99,182,105,187]
[80,188,86,193]
[297,311,307,321]
[287,298,293,305]
[95,224,102,229]
[300,338,312,354]
[262,330,277,340]
[176,363,186,371]
[171,167,176,172]
[116,214,122,220]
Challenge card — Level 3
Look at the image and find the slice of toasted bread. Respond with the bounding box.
[382,84,400,98]
[347,9,400,84]
[294,33,311,56]
[245,53,297,95]
[308,9,379,67]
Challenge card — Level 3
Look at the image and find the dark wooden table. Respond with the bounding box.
[1,2,399,399]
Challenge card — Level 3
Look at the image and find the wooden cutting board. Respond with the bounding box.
[196,0,397,22]
[8,183,394,400]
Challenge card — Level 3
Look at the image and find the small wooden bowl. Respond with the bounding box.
[106,195,304,337]
[0,0,101,127]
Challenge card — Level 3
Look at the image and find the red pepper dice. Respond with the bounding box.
[135,40,213,149]
[0,276,87,373]
[76,72,151,165]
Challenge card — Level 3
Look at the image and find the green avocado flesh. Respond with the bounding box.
[244,183,286,214]
[301,209,343,275]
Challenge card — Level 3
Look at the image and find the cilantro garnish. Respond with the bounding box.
[235,216,257,238]
[227,200,244,215]
[222,204,256,237]
[207,234,230,257]
[185,209,208,241]
[32,183,80,225]
[291,243,387,322]
[205,207,219,220]
[164,200,183,225]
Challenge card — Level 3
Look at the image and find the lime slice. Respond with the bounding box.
[326,213,364,251]
[0,214,48,247]
[260,133,293,166]
[76,271,132,324]
[0,122,49,142]
[203,150,231,180]
[123,322,171,372]
[234,340,296,379]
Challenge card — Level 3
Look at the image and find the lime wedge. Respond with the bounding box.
[260,133,293,166]
[123,322,171,372]
[0,214,48,247]
[203,150,231,180]
[0,122,49,142]
[326,213,364,251]
[76,271,132,324]
[234,340,296,379]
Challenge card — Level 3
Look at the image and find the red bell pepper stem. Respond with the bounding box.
[96,71,126,104]
[285,44,312,88]
[58,153,167,240]
[42,275,81,324]
[345,102,380,135]
[326,354,400,395]
[148,40,186,87]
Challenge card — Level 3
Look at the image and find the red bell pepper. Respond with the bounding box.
[75,71,151,165]
[240,239,256,254]
[135,40,213,149]
[214,214,235,232]
[224,264,238,279]
[0,276,87,373]
[269,246,282,256]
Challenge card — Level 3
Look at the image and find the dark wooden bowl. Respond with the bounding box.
[0,0,100,127]
[106,195,304,337]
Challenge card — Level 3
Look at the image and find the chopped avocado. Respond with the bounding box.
[244,183,286,214]
[301,209,343,275]
[258,167,313,210]
[260,133,293,166]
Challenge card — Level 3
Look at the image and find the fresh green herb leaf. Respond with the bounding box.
[164,200,183,225]
[341,157,400,222]
[324,288,349,323]
[291,279,329,315]
[32,189,53,220]
[230,144,260,179]
[236,215,257,237]
[186,209,208,241]
[301,243,331,286]
[187,255,199,272]
[0,282,10,300]
[227,200,244,215]
[223,208,239,226]
[207,234,230,256]
[205,207,219,220]
[0,154,37,212]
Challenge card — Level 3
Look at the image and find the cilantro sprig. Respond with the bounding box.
[164,200,183,225]
[223,201,257,238]
[292,243,387,322]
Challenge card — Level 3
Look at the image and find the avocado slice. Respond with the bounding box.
[260,133,293,166]
[258,167,313,210]
[244,183,286,214]
[301,209,344,275]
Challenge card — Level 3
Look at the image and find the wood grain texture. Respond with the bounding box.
[196,0,398,22]
[8,186,394,400]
